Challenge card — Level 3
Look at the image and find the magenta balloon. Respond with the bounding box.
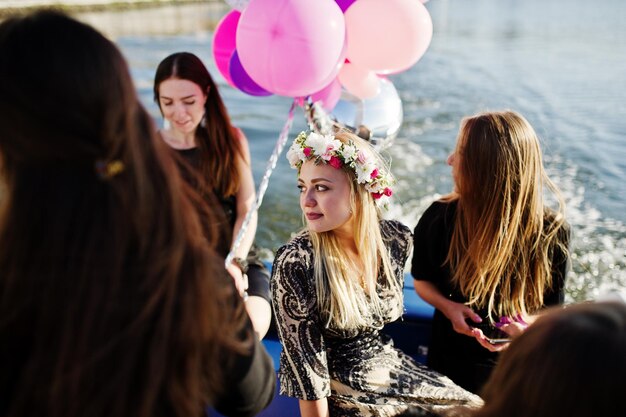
[212,10,240,87]
[335,0,356,13]
[345,0,433,74]
[236,0,346,97]
[311,78,343,111]
[229,51,272,97]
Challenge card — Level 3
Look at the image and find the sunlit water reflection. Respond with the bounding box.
[75,0,625,302]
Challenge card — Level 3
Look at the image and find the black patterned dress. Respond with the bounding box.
[271,220,482,416]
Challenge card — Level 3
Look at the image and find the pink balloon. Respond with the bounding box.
[236,0,346,97]
[212,10,240,87]
[309,36,347,96]
[345,0,433,74]
[311,78,343,111]
[337,62,380,99]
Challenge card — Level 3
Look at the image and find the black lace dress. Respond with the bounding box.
[271,220,481,416]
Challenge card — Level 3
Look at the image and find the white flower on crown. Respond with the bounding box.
[304,132,341,161]
[355,160,377,184]
[341,143,358,164]
[286,142,305,168]
[375,194,391,211]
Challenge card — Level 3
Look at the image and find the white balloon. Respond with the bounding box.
[330,78,403,150]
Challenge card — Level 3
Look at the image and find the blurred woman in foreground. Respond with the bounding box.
[0,10,274,417]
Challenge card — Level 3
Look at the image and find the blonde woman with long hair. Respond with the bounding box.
[272,130,481,417]
[411,110,570,394]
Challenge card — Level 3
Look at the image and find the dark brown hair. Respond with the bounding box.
[473,301,626,417]
[0,11,248,417]
[153,52,242,196]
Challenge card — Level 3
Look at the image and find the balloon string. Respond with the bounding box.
[225,99,297,268]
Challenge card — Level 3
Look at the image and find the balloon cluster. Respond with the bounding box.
[215,0,433,146]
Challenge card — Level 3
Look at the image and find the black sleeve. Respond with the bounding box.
[213,330,276,417]
[213,283,276,416]
[544,221,571,307]
[411,202,450,284]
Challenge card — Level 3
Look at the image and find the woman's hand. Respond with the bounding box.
[471,327,510,352]
[226,262,248,297]
[441,301,483,337]
[471,316,529,352]
[414,281,482,337]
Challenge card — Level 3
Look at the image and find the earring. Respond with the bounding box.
[162,118,170,130]
[200,113,207,128]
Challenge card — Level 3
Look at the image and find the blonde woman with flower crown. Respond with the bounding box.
[271,130,481,417]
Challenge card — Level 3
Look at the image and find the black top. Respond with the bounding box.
[175,147,235,257]
[176,147,237,226]
[212,271,275,416]
[174,147,271,302]
[411,200,569,394]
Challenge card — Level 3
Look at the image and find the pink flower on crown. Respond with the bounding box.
[383,187,393,197]
[329,156,343,169]
[303,147,312,157]
[321,138,341,161]
[370,168,379,179]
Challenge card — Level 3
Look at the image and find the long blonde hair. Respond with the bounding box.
[307,132,401,330]
[444,110,568,320]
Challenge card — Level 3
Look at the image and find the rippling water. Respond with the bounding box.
[81,0,625,302]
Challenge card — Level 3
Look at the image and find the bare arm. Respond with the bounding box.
[225,129,257,294]
[231,128,257,260]
[299,399,329,417]
[414,279,481,337]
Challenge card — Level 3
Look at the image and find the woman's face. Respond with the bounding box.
[448,139,463,192]
[298,160,353,235]
[158,78,207,135]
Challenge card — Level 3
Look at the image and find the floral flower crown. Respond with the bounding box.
[286,131,394,208]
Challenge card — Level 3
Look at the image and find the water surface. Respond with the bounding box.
[86,0,625,301]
